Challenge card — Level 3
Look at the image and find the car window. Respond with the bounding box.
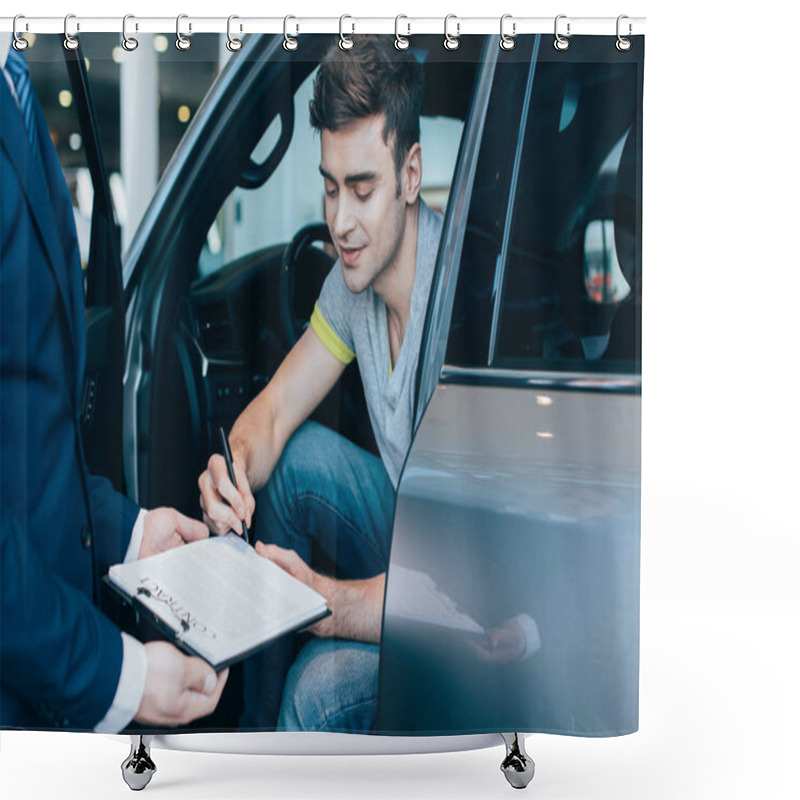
[493,58,641,373]
[197,67,464,279]
[197,68,320,278]
[442,54,531,368]
[27,35,102,275]
[27,34,223,278]
[445,39,641,374]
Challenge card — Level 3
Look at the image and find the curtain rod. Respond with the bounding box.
[0,16,646,37]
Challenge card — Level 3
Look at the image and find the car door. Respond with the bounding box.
[62,47,126,490]
[121,34,325,513]
[379,34,643,736]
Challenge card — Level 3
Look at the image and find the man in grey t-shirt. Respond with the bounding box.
[198,37,442,732]
[311,197,442,488]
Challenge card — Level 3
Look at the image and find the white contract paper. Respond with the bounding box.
[107,534,328,668]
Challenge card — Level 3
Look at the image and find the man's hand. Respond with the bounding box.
[140,507,210,560]
[134,642,229,727]
[467,618,527,664]
[195,329,347,537]
[255,542,385,643]
[198,454,256,536]
[255,542,336,637]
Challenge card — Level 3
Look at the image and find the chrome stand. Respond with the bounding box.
[500,733,535,789]
[121,735,157,791]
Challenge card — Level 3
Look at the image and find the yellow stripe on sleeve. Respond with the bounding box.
[310,302,356,365]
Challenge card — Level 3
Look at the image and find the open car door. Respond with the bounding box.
[64,48,126,490]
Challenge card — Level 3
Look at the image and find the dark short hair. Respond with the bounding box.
[309,35,424,174]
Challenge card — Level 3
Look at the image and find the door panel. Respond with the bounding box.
[379,381,641,734]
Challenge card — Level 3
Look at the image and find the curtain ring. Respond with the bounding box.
[226,15,243,52]
[176,14,191,51]
[63,14,79,51]
[616,15,632,51]
[121,14,138,51]
[339,15,354,50]
[283,16,298,51]
[444,14,460,51]
[12,15,29,51]
[554,14,570,51]
[395,15,410,51]
[499,14,516,51]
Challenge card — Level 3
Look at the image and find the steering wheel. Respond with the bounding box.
[279,223,334,349]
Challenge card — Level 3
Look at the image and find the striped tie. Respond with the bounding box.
[5,45,41,165]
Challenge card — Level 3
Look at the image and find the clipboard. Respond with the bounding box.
[102,534,331,671]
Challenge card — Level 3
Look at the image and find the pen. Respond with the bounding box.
[218,426,250,545]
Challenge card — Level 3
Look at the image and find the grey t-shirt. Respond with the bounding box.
[310,200,443,488]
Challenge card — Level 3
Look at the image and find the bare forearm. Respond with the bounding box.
[315,573,386,644]
[229,328,346,494]
[255,544,386,642]
[229,392,284,494]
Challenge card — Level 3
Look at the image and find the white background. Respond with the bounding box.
[2,1,799,798]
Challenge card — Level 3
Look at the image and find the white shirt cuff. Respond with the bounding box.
[511,613,542,661]
[124,509,148,563]
[93,632,148,733]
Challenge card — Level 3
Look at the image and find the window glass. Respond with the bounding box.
[443,54,531,367]
[445,41,642,374]
[493,57,641,372]
[27,33,222,280]
[27,36,103,274]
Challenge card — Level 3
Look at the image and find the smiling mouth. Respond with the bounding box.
[340,245,364,266]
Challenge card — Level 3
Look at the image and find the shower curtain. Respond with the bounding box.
[1,27,643,739]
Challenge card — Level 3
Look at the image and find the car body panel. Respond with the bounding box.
[379,380,640,735]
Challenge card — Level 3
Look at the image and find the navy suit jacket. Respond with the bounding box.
[1,64,140,729]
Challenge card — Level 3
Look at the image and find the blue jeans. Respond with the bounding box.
[278,638,379,733]
[238,421,394,732]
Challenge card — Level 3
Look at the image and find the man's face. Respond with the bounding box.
[319,114,408,295]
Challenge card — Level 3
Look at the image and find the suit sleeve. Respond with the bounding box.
[0,76,137,731]
[0,505,124,730]
[85,472,141,576]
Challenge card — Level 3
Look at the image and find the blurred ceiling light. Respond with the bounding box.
[536,431,554,439]
[536,395,553,406]
[177,105,191,123]
[111,46,124,64]
[58,90,73,108]
[68,133,82,151]
[154,35,169,53]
